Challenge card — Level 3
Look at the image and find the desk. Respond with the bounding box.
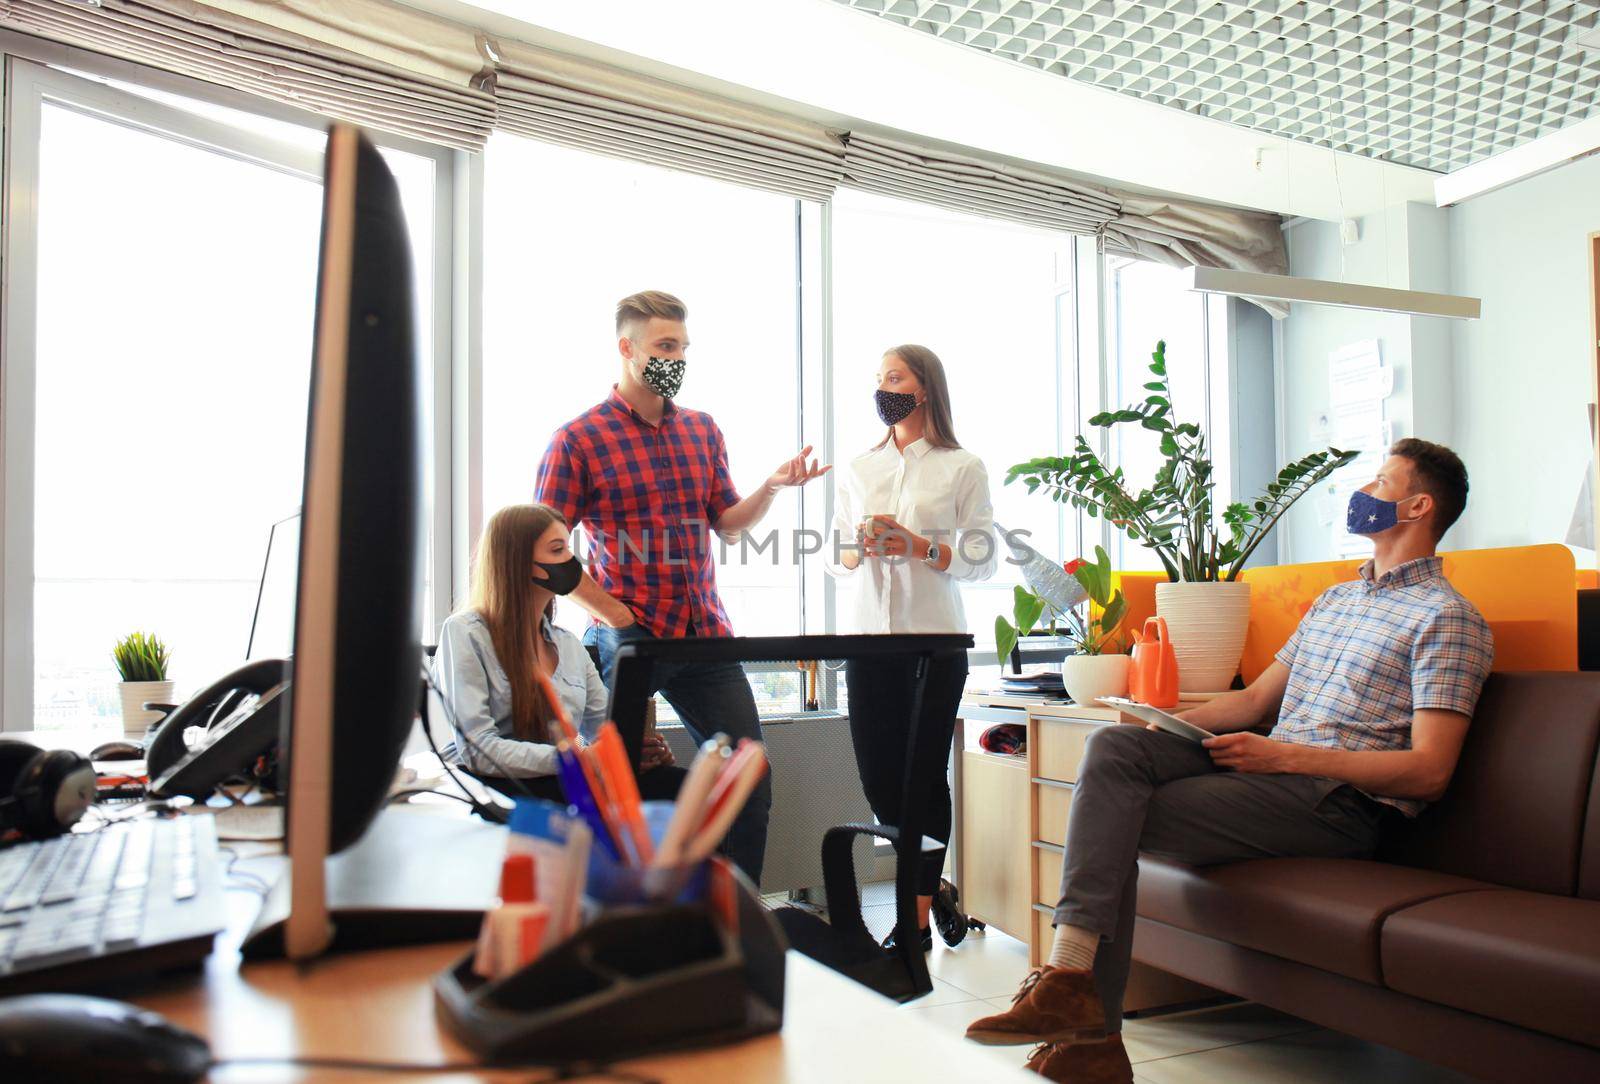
[951,694,1218,1010]
[8,730,1027,1081]
[131,936,1029,1082]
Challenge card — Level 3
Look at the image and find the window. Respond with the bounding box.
[1102,256,1219,573]
[829,189,1079,651]
[3,61,449,730]
[480,134,806,638]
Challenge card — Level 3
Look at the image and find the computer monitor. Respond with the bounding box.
[245,509,301,661]
[244,124,500,961]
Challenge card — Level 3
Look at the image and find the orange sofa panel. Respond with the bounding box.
[1236,544,1576,682]
[1110,571,1165,652]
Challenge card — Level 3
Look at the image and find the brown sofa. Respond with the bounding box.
[1131,672,1600,1082]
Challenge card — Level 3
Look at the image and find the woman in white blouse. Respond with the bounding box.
[826,344,997,952]
[433,503,680,800]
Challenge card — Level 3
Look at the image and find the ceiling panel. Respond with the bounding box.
[832,0,1600,173]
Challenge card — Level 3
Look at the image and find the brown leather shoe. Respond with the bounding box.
[1026,1035,1134,1083]
[964,966,1106,1046]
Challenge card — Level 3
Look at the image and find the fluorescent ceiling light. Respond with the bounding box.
[1184,266,1481,320]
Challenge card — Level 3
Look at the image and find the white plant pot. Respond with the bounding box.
[119,680,175,738]
[1155,581,1253,695]
[1059,653,1130,707]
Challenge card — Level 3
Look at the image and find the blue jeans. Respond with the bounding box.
[586,622,771,884]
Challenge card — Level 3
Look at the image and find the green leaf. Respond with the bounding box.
[1099,594,1127,639]
[1018,593,1045,636]
[995,617,1018,670]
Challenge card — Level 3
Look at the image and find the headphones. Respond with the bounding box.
[0,740,97,841]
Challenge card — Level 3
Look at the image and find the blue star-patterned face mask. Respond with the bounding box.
[1346,489,1420,535]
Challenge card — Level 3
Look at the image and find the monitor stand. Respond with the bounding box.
[241,804,506,959]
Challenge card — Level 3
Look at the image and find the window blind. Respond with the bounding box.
[840,131,1123,234]
[0,0,497,150]
[841,130,1288,315]
[492,40,845,203]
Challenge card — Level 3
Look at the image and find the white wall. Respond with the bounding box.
[1446,154,1600,553]
[1279,216,1413,562]
[1278,154,1600,562]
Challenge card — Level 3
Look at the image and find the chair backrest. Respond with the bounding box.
[1379,672,1600,896]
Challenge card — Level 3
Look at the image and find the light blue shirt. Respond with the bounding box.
[432,609,607,777]
[1272,556,1494,818]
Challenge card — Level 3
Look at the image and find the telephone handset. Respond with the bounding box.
[146,657,291,799]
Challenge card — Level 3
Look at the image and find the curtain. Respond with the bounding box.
[839,130,1288,317]
[492,39,845,202]
[840,131,1121,234]
[1102,196,1291,318]
[0,0,497,150]
[0,0,1287,293]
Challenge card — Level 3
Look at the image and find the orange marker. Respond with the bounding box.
[534,670,581,744]
[580,743,638,866]
[594,722,653,865]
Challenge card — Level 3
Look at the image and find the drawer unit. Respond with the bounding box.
[1036,780,1073,847]
[1035,718,1100,783]
[959,751,1033,938]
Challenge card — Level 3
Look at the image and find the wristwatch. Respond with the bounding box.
[924,542,943,565]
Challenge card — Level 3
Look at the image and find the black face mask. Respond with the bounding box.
[875,388,919,426]
[533,557,582,596]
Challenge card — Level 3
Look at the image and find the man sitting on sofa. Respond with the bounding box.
[966,438,1495,1084]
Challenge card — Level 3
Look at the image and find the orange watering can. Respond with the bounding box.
[1128,616,1180,709]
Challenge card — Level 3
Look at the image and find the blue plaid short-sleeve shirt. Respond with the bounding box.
[1271,555,1494,817]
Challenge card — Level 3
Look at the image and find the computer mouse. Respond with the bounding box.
[0,993,211,1083]
[89,740,145,761]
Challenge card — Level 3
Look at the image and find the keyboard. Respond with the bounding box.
[0,815,227,994]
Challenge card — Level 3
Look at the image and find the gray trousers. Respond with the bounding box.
[1054,725,1390,1029]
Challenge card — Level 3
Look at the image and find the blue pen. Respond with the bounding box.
[556,741,620,861]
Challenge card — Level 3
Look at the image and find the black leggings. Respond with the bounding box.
[845,653,969,897]
[471,764,686,803]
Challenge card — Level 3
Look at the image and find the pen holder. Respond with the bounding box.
[434,857,787,1066]
[582,801,709,907]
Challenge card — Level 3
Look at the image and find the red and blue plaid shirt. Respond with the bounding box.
[535,386,742,638]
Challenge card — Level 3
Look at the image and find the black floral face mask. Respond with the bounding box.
[642,355,687,400]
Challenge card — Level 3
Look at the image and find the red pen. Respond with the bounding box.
[697,739,765,836]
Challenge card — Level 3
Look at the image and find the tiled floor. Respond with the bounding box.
[767,884,1474,1082]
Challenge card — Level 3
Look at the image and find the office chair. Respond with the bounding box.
[770,648,959,1004]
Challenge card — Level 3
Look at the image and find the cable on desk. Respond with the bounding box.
[387,787,477,809]
[418,669,542,824]
[421,670,538,800]
[211,1054,663,1082]
[217,844,272,897]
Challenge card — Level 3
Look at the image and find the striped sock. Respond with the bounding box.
[1047,923,1099,972]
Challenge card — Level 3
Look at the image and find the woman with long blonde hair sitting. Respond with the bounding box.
[433,503,681,800]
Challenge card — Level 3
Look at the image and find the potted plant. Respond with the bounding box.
[1006,340,1357,693]
[113,631,173,738]
[995,546,1130,706]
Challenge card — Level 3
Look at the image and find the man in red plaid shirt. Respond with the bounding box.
[535,290,828,881]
